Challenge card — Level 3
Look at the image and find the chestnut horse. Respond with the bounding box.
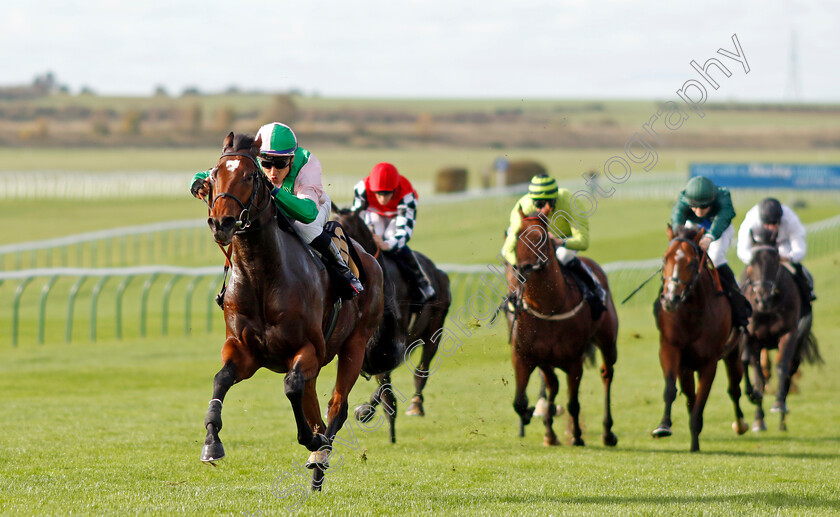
[331,206,451,441]
[200,133,384,491]
[740,227,821,431]
[510,210,618,447]
[653,226,747,452]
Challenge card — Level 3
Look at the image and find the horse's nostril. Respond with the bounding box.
[220,216,237,231]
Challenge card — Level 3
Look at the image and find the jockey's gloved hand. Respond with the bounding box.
[270,186,280,197]
[190,178,207,198]
[699,235,713,251]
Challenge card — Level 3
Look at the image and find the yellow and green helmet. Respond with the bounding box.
[528,174,559,200]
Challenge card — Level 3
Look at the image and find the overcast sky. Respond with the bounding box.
[2,0,837,101]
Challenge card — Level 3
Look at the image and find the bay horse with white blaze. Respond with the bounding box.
[653,225,747,452]
[510,210,618,447]
[200,133,384,491]
[332,205,451,441]
[740,226,822,432]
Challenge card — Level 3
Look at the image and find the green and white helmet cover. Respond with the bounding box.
[256,122,298,156]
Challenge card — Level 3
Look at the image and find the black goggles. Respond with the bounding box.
[533,198,556,209]
[260,156,292,170]
[374,190,395,196]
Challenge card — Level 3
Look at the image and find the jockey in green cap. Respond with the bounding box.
[190,122,364,298]
[670,175,751,327]
[502,173,607,319]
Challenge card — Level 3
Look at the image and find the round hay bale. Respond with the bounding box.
[506,160,546,185]
[435,167,468,193]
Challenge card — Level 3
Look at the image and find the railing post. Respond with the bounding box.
[140,273,159,338]
[115,275,134,340]
[12,277,34,347]
[66,276,88,344]
[184,275,204,335]
[90,276,110,342]
[161,274,182,336]
[38,276,59,344]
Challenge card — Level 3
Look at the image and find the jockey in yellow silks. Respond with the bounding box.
[502,174,606,318]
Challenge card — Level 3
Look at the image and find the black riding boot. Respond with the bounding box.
[392,246,435,303]
[792,262,816,316]
[566,257,607,320]
[310,231,364,298]
[716,263,751,328]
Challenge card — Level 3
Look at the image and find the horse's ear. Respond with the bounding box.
[330,201,340,214]
[666,224,674,241]
[694,228,706,243]
[252,134,262,156]
[223,132,234,150]
[749,228,756,244]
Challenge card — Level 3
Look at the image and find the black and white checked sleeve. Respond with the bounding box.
[386,192,417,249]
[351,180,368,211]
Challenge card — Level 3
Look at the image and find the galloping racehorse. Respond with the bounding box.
[509,210,618,447]
[332,206,451,441]
[200,133,384,491]
[740,227,821,431]
[653,225,748,452]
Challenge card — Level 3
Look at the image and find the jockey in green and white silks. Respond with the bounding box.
[670,175,750,327]
[190,122,363,297]
[502,174,606,319]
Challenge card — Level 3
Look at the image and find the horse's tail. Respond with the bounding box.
[798,330,824,365]
[584,343,597,367]
[362,283,405,376]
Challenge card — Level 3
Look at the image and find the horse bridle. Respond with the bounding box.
[662,237,706,306]
[747,245,783,300]
[206,151,273,232]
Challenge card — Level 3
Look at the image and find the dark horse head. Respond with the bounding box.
[206,132,271,245]
[660,225,706,312]
[745,226,782,312]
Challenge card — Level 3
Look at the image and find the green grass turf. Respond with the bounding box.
[1,249,838,515]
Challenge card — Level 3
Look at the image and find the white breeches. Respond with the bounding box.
[364,212,398,242]
[555,246,578,265]
[686,222,734,267]
[295,198,332,244]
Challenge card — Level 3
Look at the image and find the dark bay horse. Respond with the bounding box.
[331,206,451,441]
[653,225,747,452]
[510,210,618,447]
[740,227,821,431]
[200,133,384,491]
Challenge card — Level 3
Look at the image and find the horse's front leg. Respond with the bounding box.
[566,362,585,446]
[285,347,329,453]
[652,344,679,439]
[772,329,799,430]
[539,367,560,446]
[688,362,716,453]
[201,337,258,462]
[723,347,748,435]
[406,339,438,417]
[512,351,536,438]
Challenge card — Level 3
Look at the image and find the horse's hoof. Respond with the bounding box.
[405,401,424,417]
[751,420,767,432]
[770,401,788,414]
[651,426,672,438]
[354,404,376,423]
[543,435,560,447]
[603,432,618,447]
[572,437,585,447]
[200,442,225,462]
[748,392,763,405]
[533,397,548,418]
[305,449,330,470]
[733,419,748,435]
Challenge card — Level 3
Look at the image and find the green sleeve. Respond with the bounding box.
[272,188,318,224]
[555,190,589,250]
[709,189,735,240]
[190,170,210,188]
[502,196,527,265]
[670,192,691,230]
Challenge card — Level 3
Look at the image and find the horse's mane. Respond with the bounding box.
[752,226,778,246]
[230,133,256,153]
[675,226,701,241]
